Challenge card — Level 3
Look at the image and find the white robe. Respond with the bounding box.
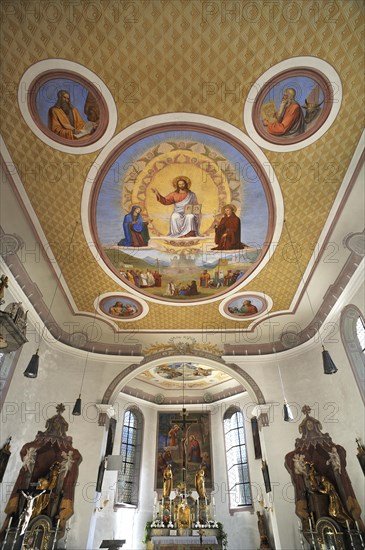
[168,191,200,237]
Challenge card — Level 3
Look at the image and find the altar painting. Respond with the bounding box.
[156,411,212,490]
[93,130,272,303]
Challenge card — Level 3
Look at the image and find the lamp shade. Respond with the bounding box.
[322,347,338,375]
[283,400,294,422]
[72,395,82,416]
[23,350,39,378]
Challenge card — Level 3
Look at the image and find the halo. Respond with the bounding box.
[172,175,191,189]
[221,203,237,214]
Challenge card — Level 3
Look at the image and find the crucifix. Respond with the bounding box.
[170,364,197,497]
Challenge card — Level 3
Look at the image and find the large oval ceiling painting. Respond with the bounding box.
[92,128,275,303]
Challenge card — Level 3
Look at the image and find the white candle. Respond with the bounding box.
[7,516,12,530]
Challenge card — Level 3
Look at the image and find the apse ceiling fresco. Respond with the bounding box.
[0,0,364,349]
[135,362,231,390]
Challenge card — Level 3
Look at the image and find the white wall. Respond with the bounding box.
[91,395,157,550]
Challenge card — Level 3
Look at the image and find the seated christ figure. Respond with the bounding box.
[152,176,201,238]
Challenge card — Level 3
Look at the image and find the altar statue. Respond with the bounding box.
[318,475,353,526]
[195,466,206,498]
[163,464,173,498]
[178,502,191,528]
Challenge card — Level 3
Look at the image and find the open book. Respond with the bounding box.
[184,204,202,214]
[74,121,95,139]
[261,101,277,123]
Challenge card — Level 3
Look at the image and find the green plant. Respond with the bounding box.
[142,521,152,544]
[217,521,228,549]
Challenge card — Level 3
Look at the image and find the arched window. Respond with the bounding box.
[356,316,365,353]
[116,408,143,506]
[223,406,252,508]
[340,305,365,404]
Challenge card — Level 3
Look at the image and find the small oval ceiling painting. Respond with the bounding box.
[220,292,270,321]
[99,294,144,321]
[92,128,275,303]
[29,72,108,146]
[253,69,332,145]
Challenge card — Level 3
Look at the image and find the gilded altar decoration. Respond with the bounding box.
[0,404,82,547]
[177,502,191,528]
[285,405,365,546]
[91,128,275,303]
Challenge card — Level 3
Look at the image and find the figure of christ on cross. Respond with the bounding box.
[170,408,197,495]
[19,489,47,535]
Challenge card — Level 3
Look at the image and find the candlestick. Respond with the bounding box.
[355,520,365,548]
[347,519,356,548]
[2,515,12,548]
[51,519,61,550]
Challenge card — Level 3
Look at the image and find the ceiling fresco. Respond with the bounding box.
[135,361,231,390]
[91,128,274,303]
[0,0,364,348]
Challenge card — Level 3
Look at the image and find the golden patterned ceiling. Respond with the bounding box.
[0,0,364,335]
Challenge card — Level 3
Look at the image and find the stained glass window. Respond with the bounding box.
[117,409,142,505]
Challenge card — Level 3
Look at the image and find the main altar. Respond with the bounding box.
[144,461,223,549]
[144,394,224,549]
[145,496,223,548]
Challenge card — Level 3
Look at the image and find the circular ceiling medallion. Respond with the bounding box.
[219,292,272,321]
[18,60,117,154]
[96,292,148,322]
[244,57,342,152]
[83,114,283,305]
